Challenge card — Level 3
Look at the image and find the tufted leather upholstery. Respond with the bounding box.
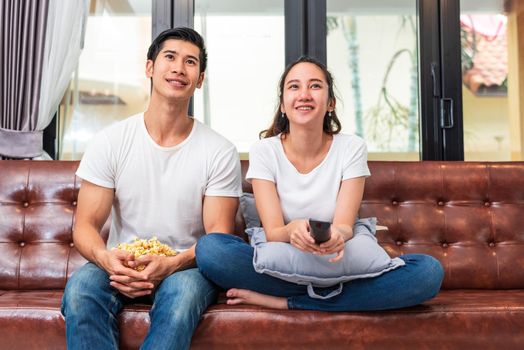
[1,160,524,349]
[363,162,524,290]
[0,161,106,291]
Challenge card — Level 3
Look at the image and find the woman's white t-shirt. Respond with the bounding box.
[246,133,370,224]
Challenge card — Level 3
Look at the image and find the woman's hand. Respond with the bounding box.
[319,225,352,263]
[287,219,321,254]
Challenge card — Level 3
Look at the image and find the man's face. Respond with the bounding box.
[146,39,204,101]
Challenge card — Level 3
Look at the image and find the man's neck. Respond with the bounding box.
[143,94,194,147]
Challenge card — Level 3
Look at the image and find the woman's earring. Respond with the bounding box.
[281,112,286,119]
[328,111,332,117]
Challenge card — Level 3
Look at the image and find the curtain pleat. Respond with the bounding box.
[0,0,49,159]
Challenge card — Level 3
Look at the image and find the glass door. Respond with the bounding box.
[327,0,420,160]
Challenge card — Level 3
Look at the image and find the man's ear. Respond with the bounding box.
[145,60,154,78]
[196,72,205,88]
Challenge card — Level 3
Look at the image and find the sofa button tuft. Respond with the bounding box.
[19,242,26,247]
[484,202,490,207]
[489,242,495,247]
[396,241,403,246]
[392,200,398,206]
[23,202,29,208]
[72,201,77,206]
[70,242,75,247]
[438,201,444,206]
[442,242,448,248]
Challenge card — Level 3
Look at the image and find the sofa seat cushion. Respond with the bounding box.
[1,290,523,350]
[0,290,149,350]
[0,290,67,350]
[194,290,524,349]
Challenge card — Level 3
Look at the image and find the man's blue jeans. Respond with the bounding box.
[61,263,217,350]
[196,234,444,311]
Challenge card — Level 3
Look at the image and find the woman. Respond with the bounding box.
[196,56,444,311]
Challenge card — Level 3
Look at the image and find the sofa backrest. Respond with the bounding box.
[362,161,524,290]
[0,161,85,290]
[1,160,524,290]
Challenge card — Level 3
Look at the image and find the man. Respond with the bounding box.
[61,27,241,350]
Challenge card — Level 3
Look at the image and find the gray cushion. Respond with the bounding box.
[246,218,405,299]
[239,193,261,228]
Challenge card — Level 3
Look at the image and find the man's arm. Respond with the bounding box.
[202,195,239,234]
[75,180,150,297]
[74,180,113,264]
[159,195,239,272]
[163,195,239,273]
[117,196,239,287]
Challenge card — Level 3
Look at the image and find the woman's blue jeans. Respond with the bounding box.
[196,233,444,311]
[61,263,217,350]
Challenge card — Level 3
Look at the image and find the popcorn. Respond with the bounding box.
[116,237,177,271]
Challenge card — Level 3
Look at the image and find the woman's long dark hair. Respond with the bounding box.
[260,56,341,139]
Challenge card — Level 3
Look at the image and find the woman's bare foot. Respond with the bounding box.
[226,288,288,309]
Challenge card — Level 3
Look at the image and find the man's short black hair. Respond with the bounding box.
[147,27,207,73]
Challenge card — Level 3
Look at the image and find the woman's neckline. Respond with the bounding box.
[278,133,336,175]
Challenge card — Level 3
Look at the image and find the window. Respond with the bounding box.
[193,0,285,154]
[58,0,152,160]
[327,0,419,160]
[53,0,522,162]
[460,0,523,160]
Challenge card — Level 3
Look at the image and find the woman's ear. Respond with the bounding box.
[328,97,336,112]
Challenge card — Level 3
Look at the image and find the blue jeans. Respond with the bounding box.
[196,233,444,311]
[61,263,217,350]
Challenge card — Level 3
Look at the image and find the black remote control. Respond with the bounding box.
[308,219,332,244]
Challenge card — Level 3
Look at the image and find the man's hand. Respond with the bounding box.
[108,278,155,299]
[95,249,154,298]
[135,255,178,284]
[108,255,179,298]
[94,249,135,275]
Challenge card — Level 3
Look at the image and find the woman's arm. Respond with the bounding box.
[332,176,366,239]
[319,176,366,262]
[252,179,319,253]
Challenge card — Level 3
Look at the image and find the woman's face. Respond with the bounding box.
[280,62,334,129]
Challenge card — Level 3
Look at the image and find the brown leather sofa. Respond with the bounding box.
[1,160,523,349]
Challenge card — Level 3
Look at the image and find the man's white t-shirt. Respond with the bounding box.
[246,133,370,224]
[76,113,242,251]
